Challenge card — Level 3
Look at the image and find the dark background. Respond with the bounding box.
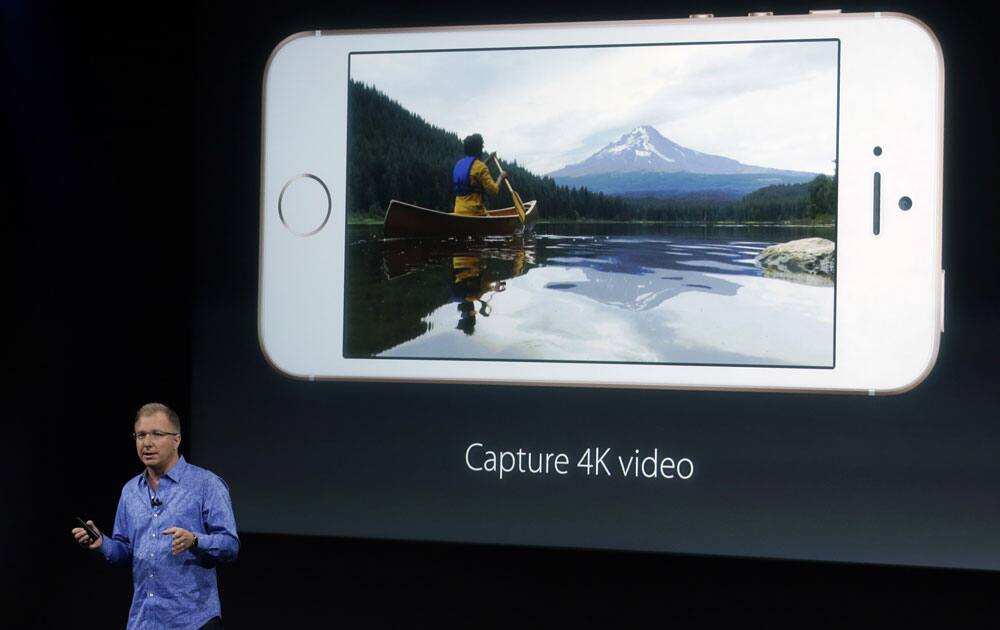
[7,0,999,626]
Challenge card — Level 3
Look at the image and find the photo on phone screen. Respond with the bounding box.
[343,40,840,368]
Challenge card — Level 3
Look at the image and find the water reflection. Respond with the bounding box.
[345,224,835,365]
[345,235,535,356]
[451,249,529,335]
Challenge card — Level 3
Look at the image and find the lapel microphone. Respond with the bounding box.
[151,496,162,507]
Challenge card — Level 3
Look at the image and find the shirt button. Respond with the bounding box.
[148,592,153,598]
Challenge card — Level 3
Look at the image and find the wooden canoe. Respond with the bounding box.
[383,199,537,238]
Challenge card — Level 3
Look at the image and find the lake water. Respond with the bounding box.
[345,223,835,367]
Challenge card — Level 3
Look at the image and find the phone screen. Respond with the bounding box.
[343,40,840,368]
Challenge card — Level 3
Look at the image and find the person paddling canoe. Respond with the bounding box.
[453,133,509,216]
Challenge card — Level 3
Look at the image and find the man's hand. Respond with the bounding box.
[163,527,198,555]
[71,520,103,550]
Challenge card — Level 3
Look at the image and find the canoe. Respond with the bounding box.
[383,199,537,238]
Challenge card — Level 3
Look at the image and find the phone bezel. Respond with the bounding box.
[259,12,944,394]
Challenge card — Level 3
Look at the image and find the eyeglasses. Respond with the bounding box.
[133,431,179,442]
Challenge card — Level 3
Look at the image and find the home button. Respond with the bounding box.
[278,174,331,236]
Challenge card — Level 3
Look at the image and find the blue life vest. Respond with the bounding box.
[452,156,483,196]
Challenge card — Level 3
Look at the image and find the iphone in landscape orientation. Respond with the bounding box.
[259,11,944,395]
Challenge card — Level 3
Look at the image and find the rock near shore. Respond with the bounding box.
[754,237,835,276]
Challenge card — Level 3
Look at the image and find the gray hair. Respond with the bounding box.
[135,402,181,433]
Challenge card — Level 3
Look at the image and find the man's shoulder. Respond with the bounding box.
[121,471,144,493]
[183,461,230,489]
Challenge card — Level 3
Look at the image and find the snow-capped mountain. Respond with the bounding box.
[548,125,807,178]
[547,125,819,200]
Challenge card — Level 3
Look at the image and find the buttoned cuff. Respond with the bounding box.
[98,536,117,562]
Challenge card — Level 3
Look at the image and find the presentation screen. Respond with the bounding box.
[193,34,997,573]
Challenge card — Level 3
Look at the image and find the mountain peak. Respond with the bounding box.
[620,124,666,142]
[549,124,776,178]
[598,125,676,161]
[631,124,659,135]
[624,125,672,143]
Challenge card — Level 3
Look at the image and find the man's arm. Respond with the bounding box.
[98,491,134,567]
[472,160,502,196]
[191,475,240,562]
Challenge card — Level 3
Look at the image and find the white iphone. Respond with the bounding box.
[259,11,944,395]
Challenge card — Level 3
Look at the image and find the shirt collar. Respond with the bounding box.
[164,455,189,482]
[138,454,189,487]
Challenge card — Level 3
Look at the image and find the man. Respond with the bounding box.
[453,133,509,216]
[72,403,239,629]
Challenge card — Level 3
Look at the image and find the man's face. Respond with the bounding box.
[134,411,181,468]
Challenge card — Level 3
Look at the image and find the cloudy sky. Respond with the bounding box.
[350,41,838,175]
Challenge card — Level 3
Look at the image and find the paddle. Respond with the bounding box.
[491,154,526,224]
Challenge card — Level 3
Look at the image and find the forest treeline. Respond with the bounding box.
[347,80,836,223]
